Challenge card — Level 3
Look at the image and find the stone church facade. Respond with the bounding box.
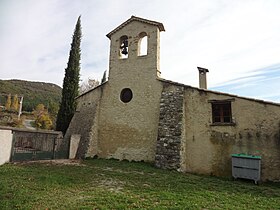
[65,16,280,181]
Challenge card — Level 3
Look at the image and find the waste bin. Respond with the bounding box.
[232,153,261,184]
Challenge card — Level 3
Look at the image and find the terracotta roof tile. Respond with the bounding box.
[106,16,165,39]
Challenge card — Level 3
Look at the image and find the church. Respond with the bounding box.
[64,16,280,181]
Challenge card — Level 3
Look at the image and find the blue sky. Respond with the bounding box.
[213,63,280,102]
[0,0,279,102]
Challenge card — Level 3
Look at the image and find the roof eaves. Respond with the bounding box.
[75,81,108,99]
[106,15,165,39]
[157,78,280,107]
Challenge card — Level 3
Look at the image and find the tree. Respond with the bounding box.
[101,70,107,84]
[5,94,11,111]
[56,16,82,134]
[79,78,100,94]
[33,104,53,130]
[48,100,59,116]
[11,94,19,112]
[48,100,59,128]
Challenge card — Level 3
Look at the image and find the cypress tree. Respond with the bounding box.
[101,70,107,84]
[56,16,82,134]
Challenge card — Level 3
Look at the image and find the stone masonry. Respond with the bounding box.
[155,84,184,170]
[64,16,280,181]
[64,102,99,158]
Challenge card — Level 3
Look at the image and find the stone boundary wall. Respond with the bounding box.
[12,129,63,152]
[155,84,184,170]
[0,126,64,163]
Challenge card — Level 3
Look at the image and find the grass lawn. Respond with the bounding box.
[0,159,279,209]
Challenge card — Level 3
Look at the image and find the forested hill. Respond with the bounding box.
[0,79,62,111]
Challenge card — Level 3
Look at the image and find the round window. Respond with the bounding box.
[120,88,133,103]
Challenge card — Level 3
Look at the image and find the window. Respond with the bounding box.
[120,88,133,103]
[138,32,148,56]
[119,35,128,59]
[211,101,232,124]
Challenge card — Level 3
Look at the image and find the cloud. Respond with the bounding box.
[0,0,76,85]
[0,0,279,103]
[212,63,280,102]
[158,0,280,88]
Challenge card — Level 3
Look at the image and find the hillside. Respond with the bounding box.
[0,79,62,111]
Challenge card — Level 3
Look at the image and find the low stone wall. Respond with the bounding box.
[0,126,65,163]
[155,84,184,170]
[13,129,63,152]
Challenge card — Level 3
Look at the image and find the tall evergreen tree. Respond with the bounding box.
[101,70,107,84]
[56,16,82,134]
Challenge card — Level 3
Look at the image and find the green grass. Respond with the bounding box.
[0,159,279,209]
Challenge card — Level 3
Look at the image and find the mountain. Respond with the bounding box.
[0,79,62,111]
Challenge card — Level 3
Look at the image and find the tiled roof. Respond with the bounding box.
[106,16,165,39]
[157,78,280,107]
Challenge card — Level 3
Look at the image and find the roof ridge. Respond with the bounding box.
[157,78,280,106]
[106,16,165,38]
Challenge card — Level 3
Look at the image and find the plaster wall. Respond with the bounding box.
[0,129,13,165]
[64,85,103,158]
[96,21,163,161]
[69,134,81,159]
[182,87,280,181]
[96,80,162,161]
[63,16,280,181]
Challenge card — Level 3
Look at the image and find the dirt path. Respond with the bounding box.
[23,119,36,130]
[13,159,84,166]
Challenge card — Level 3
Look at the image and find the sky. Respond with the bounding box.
[0,0,280,103]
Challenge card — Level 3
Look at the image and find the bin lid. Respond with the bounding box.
[231,153,261,159]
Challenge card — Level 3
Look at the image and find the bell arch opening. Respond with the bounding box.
[138,32,148,56]
[119,35,129,59]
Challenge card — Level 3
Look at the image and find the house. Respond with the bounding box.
[64,16,280,181]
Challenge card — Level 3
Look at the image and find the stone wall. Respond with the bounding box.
[64,19,165,162]
[94,20,163,161]
[153,80,280,181]
[155,83,184,169]
[181,86,280,181]
[63,16,280,182]
[0,127,64,163]
[13,129,63,152]
[63,84,103,158]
